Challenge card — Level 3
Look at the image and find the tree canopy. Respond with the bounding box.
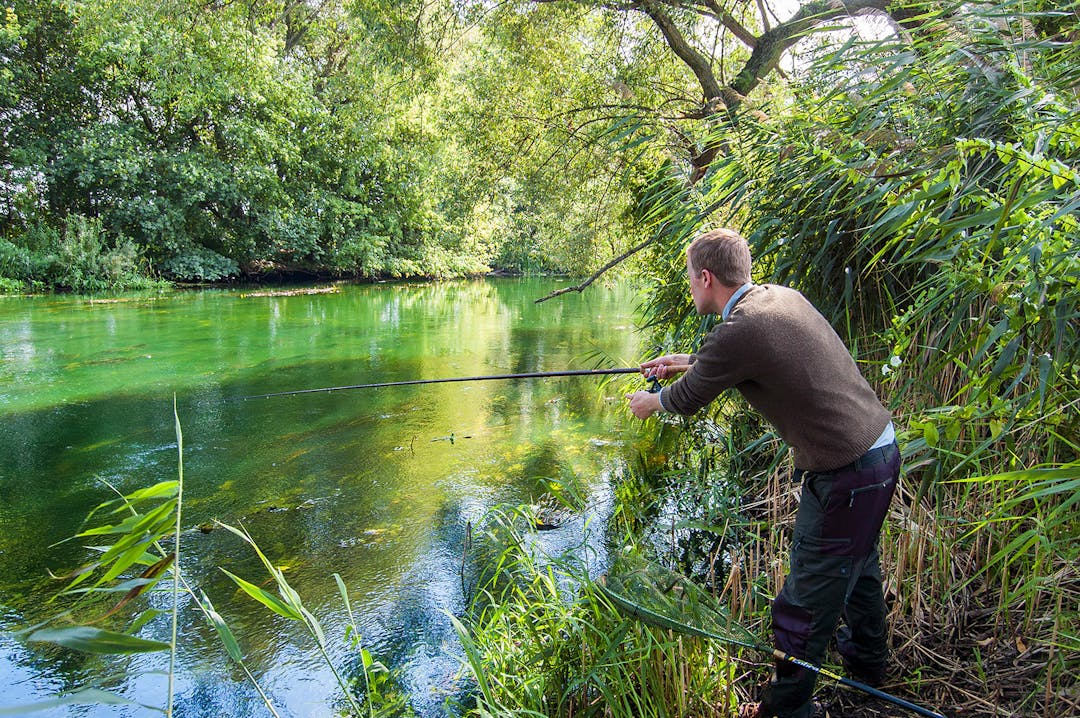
[1,0,1077,294]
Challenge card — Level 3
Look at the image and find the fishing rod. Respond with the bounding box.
[237,366,692,400]
[598,569,948,718]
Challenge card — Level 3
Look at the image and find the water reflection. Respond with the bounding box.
[0,279,641,716]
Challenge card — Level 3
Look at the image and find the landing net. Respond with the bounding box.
[598,553,762,652]
[599,554,949,718]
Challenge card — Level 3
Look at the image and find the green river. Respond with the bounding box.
[0,278,644,716]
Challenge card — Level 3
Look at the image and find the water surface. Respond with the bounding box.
[0,278,643,716]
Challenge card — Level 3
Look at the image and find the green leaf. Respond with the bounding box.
[109,481,179,513]
[76,500,175,538]
[953,463,1080,485]
[28,627,171,654]
[128,608,166,634]
[973,319,1011,365]
[988,335,1022,381]
[0,687,149,715]
[220,568,302,621]
[197,590,243,662]
[301,606,326,646]
[334,572,357,632]
[1037,352,1053,409]
[989,420,1004,439]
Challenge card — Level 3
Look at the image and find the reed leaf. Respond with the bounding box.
[219,568,303,621]
[0,688,147,715]
[195,590,242,663]
[28,626,171,654]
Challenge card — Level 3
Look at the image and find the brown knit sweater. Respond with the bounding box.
[660,284,891,472]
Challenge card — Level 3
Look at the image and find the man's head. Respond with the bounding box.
[685,229,751,315]
[686,229,752,288]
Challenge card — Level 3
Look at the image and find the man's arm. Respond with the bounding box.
[627,353,695,419]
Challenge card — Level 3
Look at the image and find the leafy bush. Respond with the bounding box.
[0,237,33,281]
[0,276,25,293]
[49,214,156,292]
[158,244,239,282]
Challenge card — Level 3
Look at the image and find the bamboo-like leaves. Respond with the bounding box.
[0,688,146,715]
[219,568,303,621]
[215,521,364,715]
[195,590,243,663]
[28,626,171,654]
[54,494,178,600]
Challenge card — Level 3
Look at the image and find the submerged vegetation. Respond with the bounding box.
[15,409,416,716]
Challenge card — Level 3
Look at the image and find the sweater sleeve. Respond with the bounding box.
[663,317,757,415]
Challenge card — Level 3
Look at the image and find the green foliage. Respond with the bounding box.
[0,214,165,293]
[50,214,157,292]
[1,0,714,289]
[8,411,412,717]
[619,2,1079,712]
[454,503,736,717]
[0,0,507,289]
[439,2,676,275]
[634,0,1079,483]
[158,246,238,283]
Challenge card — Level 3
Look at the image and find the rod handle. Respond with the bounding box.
[771,649,947,718]
[644,364,692,393]
[642,363,692,377]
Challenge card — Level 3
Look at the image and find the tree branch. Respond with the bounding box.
[529,0,910,298]
[534,234,660,303]
[640,1,723,100]
[702,0,759,47]
[732,0,893,94]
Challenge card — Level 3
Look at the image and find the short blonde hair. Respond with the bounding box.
[687,229,751,287]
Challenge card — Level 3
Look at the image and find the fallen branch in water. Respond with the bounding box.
[240,286,340,298]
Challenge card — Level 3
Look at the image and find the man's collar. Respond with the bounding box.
[722,282,754,321]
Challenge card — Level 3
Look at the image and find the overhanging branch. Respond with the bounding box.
[534,234,660,303]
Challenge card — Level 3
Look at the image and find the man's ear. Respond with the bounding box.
[700,268,713,287]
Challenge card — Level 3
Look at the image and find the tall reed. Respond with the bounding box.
[6,408,411,717]
[452,503,740,717]
[612,2,1080,714]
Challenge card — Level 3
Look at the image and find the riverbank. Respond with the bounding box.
[0,278,642,716]
[0,265,575,297]
[455,426,1079,717]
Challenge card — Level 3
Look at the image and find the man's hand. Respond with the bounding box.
[640,354,692,379]
[626,390,662,419]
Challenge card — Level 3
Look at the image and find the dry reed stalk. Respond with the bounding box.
[913,520,927,624]
[1043,591,1060,718]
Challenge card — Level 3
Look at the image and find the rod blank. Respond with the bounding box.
[238,367,644,400]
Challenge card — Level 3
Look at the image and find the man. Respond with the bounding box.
[626,229,900,718]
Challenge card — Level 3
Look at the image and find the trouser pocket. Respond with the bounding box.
[807,460,898,559]
[847,477,895,508]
